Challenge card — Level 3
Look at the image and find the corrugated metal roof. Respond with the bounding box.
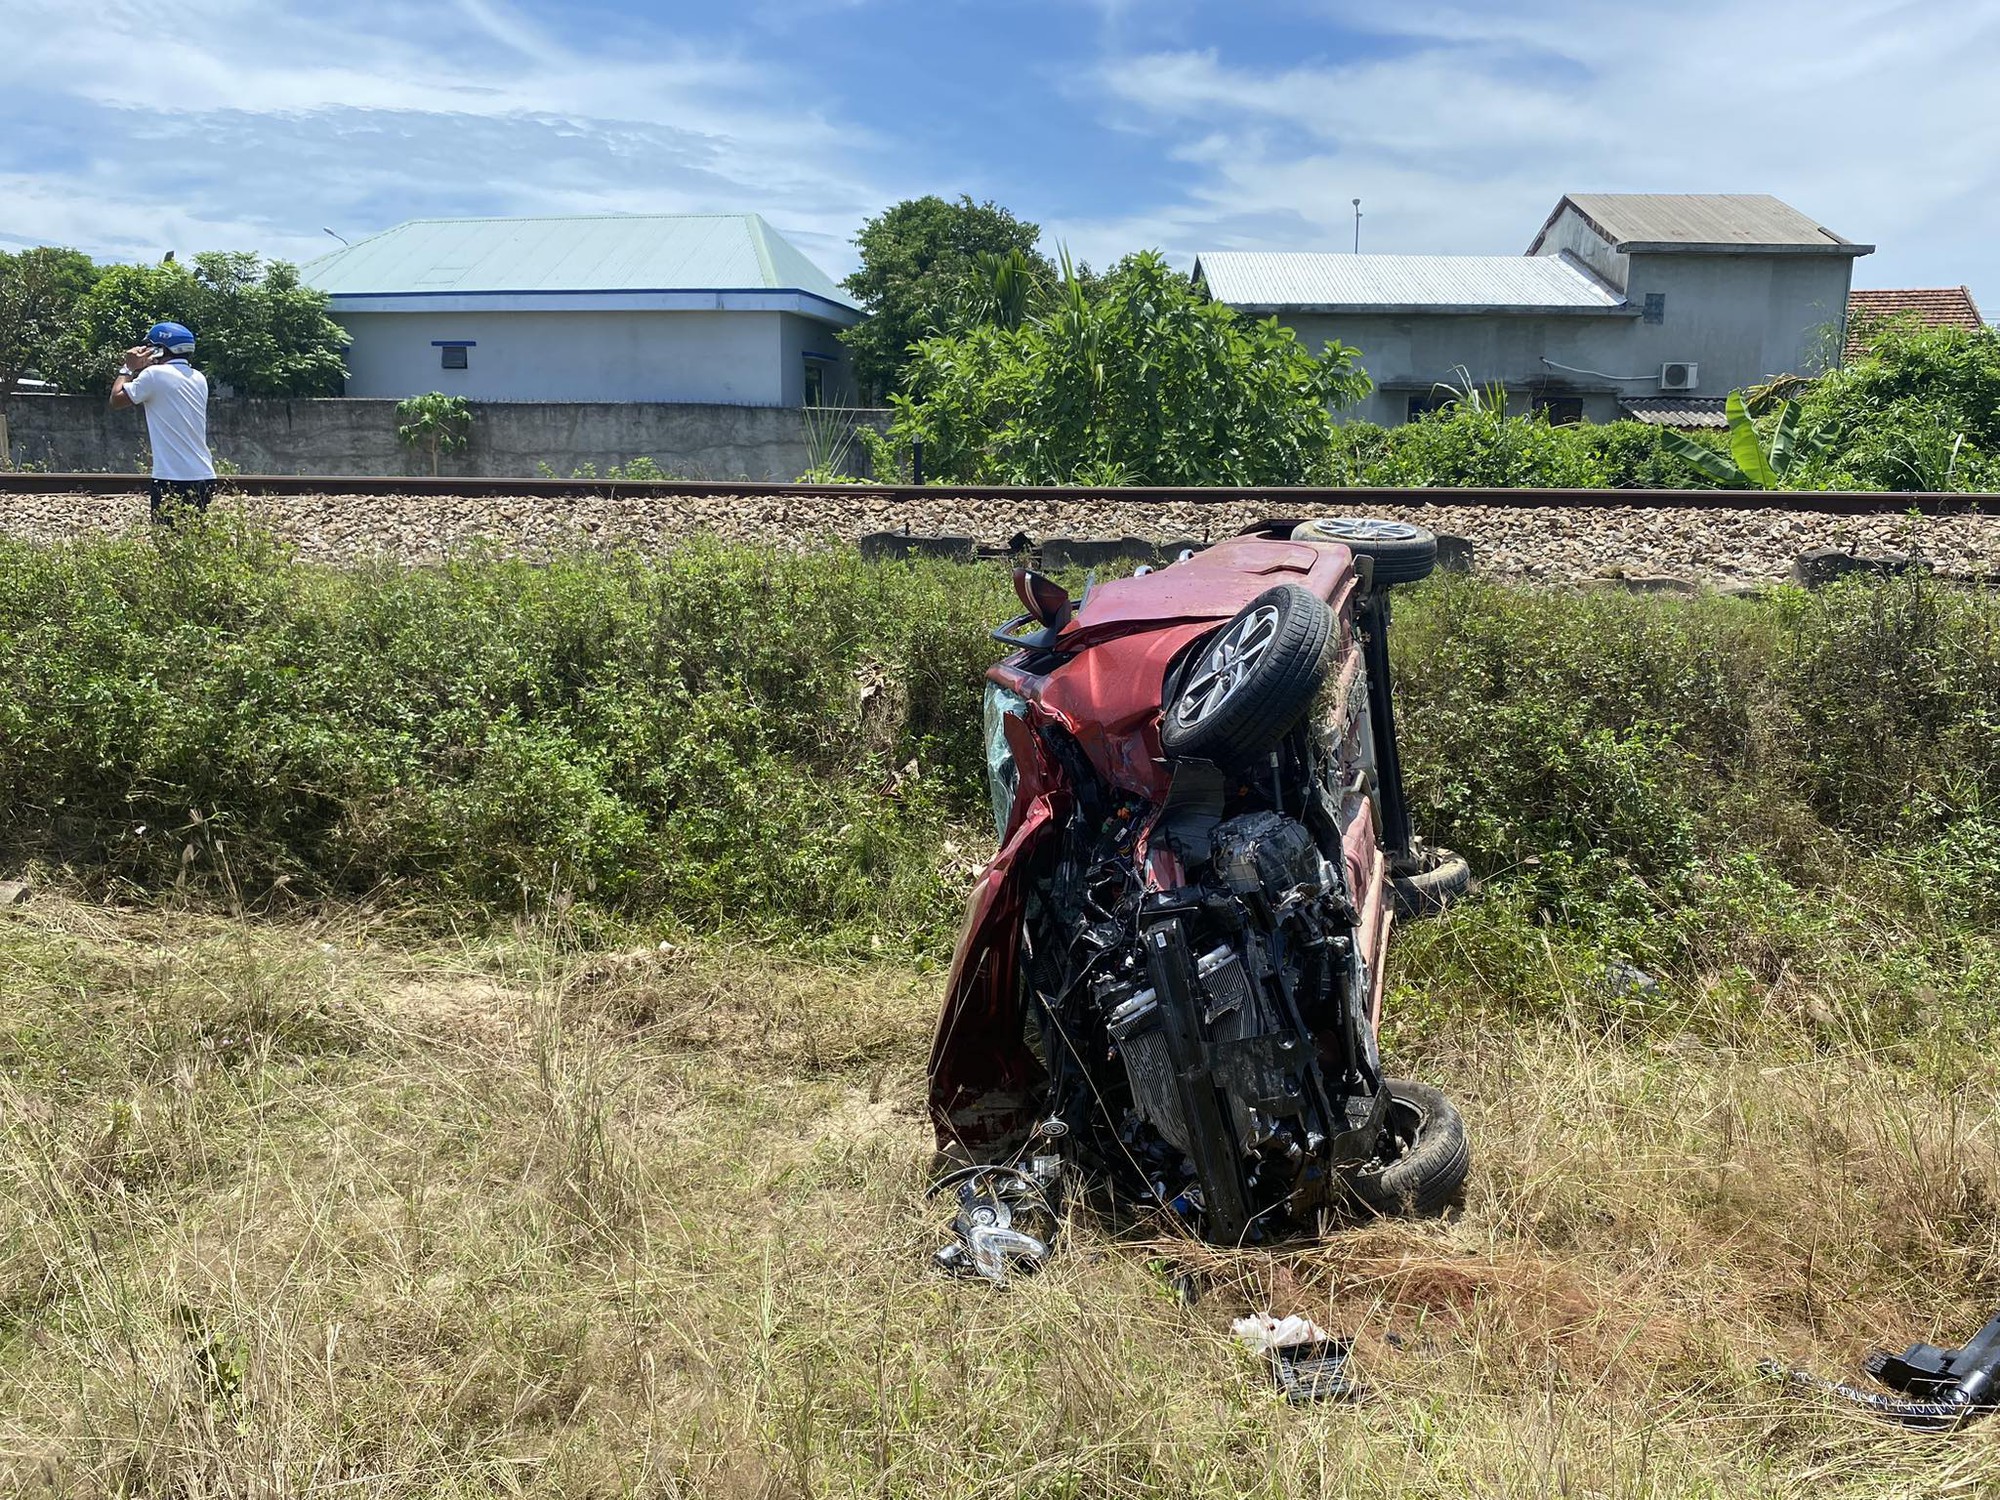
[1541,194,1871,255]
[1619,397,1729,429]
[301,213,858,309]
[1193,251,1628,314]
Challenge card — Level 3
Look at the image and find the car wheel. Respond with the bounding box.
[1347,1078,1470,1217]
[1291,517,1438,586]
[1390,846,1473,918]
[1160,584,1334,766]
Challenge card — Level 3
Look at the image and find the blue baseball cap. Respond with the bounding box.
[144,321,196,353]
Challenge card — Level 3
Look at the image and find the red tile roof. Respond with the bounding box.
[1846,287,1985,358]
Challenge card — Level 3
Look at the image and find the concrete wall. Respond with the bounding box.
[779,312,856,407]
[333,308,853,406]
[1617,252,1850,391]
[1533,204,1631,290]
[1290,311,1636,425]
[1287,249,1854,426]
[4,396,888,481]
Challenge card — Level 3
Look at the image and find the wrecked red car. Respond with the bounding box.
[928,517,1472,1274]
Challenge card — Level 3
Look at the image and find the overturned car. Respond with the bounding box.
[928,518,1472,1273]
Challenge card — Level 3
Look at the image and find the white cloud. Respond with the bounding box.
[4,0,1996,295]
[0,0,887,272]
[1052,0,2000,288]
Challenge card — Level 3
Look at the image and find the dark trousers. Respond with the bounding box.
[148,478,216,525]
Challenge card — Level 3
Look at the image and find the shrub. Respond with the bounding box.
[2,529,1996,987]
[0,523,1013,952]
[880,251,1370,485]
[1324,410,1725,489]
[1797,322,2000,490]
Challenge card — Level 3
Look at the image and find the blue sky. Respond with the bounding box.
[3,0,1996,293]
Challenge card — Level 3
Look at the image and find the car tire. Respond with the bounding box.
[1347,1078,1470,1217]
[1291,517,1438,586]
[1160,584,1334,766]
[1390,847,1473,918]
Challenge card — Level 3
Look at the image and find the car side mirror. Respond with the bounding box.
[1013,569,1073,630]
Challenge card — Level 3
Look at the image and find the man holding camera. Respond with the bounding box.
[110,320,215,523]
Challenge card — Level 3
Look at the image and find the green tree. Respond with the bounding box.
[0,247,99,391]
[396,392,474,475]
[47,252,346,397]
[840,195,1052,400]
[878,250,1371,485]
[0,246,101,464]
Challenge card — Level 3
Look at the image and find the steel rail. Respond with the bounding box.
[0,472,1991,516]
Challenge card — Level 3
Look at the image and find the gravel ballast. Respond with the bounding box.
[2,487,1994,585]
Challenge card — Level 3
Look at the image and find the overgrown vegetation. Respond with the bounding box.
[876,251,1370,485]
[0,525,1006,950]
[1323,322,2000,491]
[1796,318,2000,489]
[7,889,2000,1496]
[1,526,1994,979]
[4,533,2000,1494]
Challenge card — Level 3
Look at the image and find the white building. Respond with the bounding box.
[302,213,861,407]
[1194,194,1873,427]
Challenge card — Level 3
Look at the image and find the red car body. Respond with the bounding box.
[929,533,1395,1154]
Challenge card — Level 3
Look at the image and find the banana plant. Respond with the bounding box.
[1660,390,1827,488]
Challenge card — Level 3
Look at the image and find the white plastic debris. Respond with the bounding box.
[1233,1314,1335,1354]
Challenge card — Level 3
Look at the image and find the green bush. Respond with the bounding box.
[1324,409,1725,489]
[1388,571,2000,1023]
[0,522,1013,951]
[1792,322,2000,490]
[2,528,1996,1002]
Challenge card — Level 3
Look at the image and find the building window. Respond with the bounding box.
[440,345,468,370]
[1406,393,1455,422]
[1643,293,1666,325]
[1533,396,1585,425]
[803,360,824,407]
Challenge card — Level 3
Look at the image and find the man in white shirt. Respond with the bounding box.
[110,320,216,524]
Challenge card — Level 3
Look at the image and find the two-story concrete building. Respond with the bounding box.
[1194,194,1873,427]
[302,213,861,407]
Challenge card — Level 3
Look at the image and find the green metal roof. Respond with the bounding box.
[301,213,859,311]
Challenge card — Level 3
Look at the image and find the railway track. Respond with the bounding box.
[0,472,1990,517]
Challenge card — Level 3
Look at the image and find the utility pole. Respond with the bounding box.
[1352,199,1362,254]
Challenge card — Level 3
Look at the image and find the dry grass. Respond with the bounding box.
[4,892,2000,1498]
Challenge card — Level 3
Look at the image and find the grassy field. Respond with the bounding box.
[7,894,2000,1497]
[3,527,1999,1495]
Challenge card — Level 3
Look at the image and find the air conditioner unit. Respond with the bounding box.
[1660,361,1699,391]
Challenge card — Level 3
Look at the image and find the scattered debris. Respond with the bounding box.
[1766,1307,2000,1429]
[929,1159,1061,1286]
[1233,1314,1364,1405]
[1599,962,1661,1001]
